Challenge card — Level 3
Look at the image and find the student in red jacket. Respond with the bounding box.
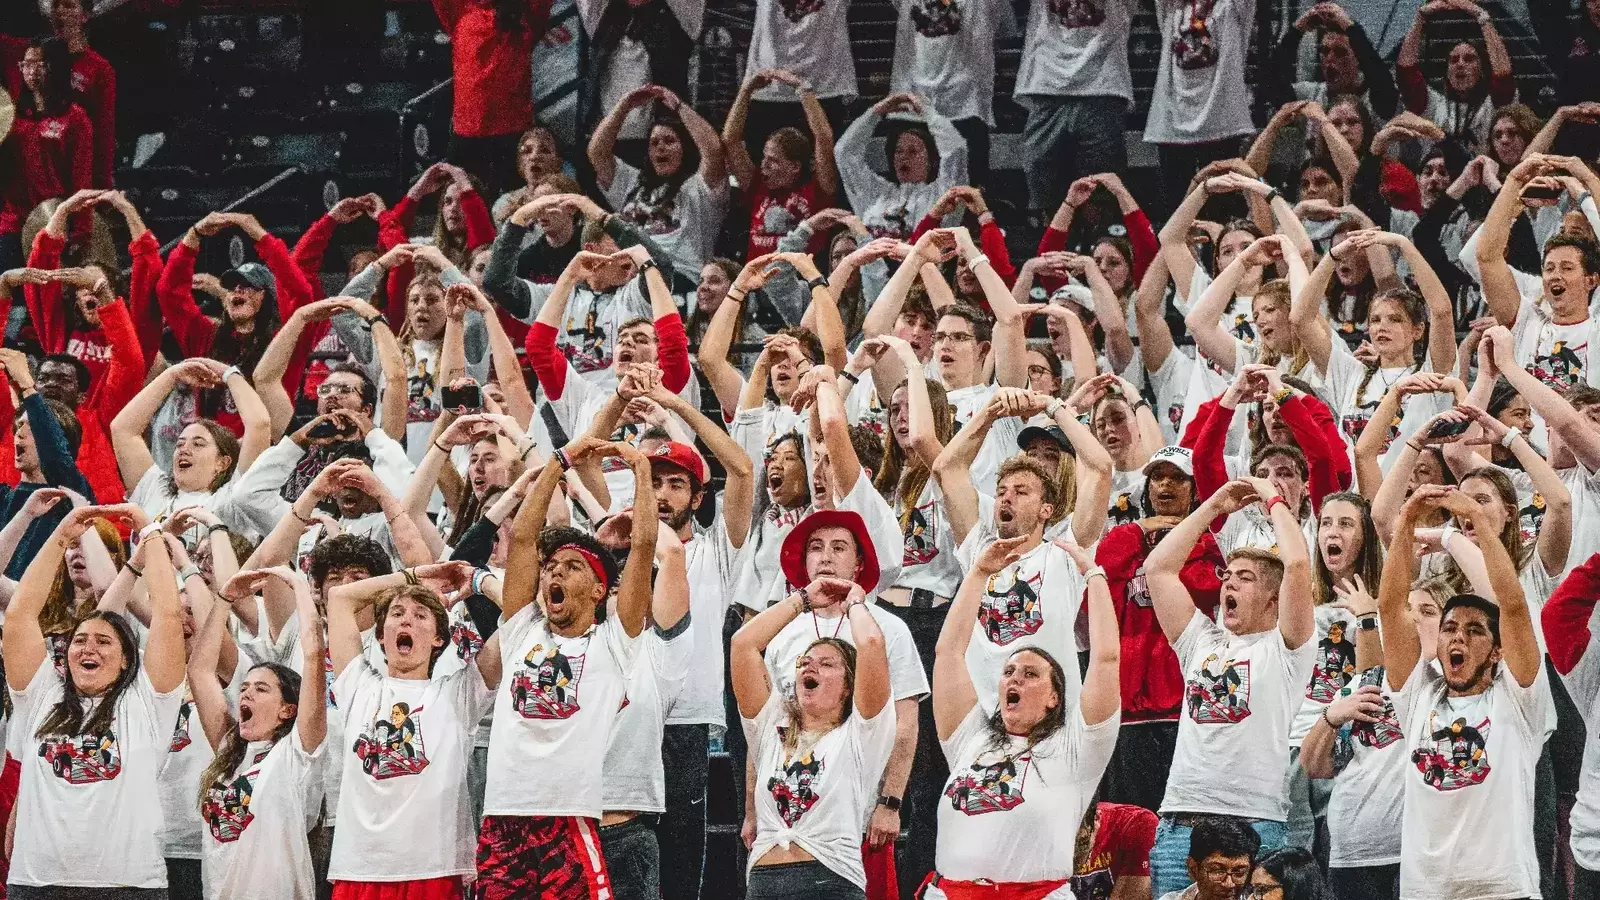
[156,211,316,435]
[42,0,115,190]
[432,0,552,193]
[377,163,495,332]
[290,193,387,403]
[0,37,92,284]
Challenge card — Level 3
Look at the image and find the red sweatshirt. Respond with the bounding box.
[1096,522,1224,722]
[68,49,116,189]
[1396,66,1517,119]
[1036,209,1159,295]
[433,0,551,138]
[1182,393,1352,519]
[290,214,346,401]
[376,190,495,332]
[524,312,691,401]
[21,229,155,402]
[126,231,166,371]
[1546,551,1600,678]
[0,298,138,504]
[0,104,93,240]
[908,214,1017,288]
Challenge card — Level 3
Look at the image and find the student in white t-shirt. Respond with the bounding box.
[1379,485,1549,900]
[834,94,967,241]
[5,502,188,893]
[476,441,658,900]
[923,528,1120,899]
[1143,0,1258,203]
[1143,478,1318,899]
[189,565,327,900]
[730,511,896,900]
[1476,154,1600,393]
[589,84,730,288]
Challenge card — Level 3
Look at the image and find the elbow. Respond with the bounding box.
[723,452,754,481]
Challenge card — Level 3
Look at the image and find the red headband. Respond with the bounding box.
[553,543,609,591]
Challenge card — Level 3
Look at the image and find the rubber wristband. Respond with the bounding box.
[472,568,493,597]
[207,523,229,537]
[726,289,746,305]
[126,563,144,579]
[402,569,419,586]
[1083,566,1107,582]
[639,258,659,274]
[555,449,573,471]
[840,370,861,385]
[1264,188,1281,205]
[1264,496,1288,515]
[363,313,385,329]
[1500,429,1521,449]
[221,365,243,383]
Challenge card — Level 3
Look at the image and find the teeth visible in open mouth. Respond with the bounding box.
[397,635,414,652]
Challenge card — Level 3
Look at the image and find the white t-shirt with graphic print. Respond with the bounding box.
[743,692,897,889]
[1395,662,1548,900]
[749,0,857,100]
[1014,0,1135,103]
[1288,604,1357,745]
[1324,340,1446,476]
[1327,666,1408,869]
[1160,611,1317,821]
[603,162,727,282]
[1143,0,1255,144]
[764,605,931,710]
[936,703,1119,882]
[484,608,639,819]
[327,658,494,882]
[892,0,1006,123]
[201,732,325,900]
[891,480,964,598]
[604,618,694,814]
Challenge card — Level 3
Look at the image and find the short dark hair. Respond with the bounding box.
[1544,234,1600,276]
[1487,378,1522,419]
[537,526,618,595]
[848,424,883,480]
[307,534,393,588]
[327,440,375,467]
[1442,593,1501,645]
[997,455,1060,510]
[1568,385,1600,412]
[1250,443,1308,481]
[328,363,378,413]
[1187,816,1262,865]
[939,304,992,344]
[42,354,91,393]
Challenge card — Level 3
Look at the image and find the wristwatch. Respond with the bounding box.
[876,795,902,811]
[1357,615,1379,632]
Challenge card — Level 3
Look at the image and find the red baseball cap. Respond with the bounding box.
[780,509,881,594]
[647,441,708,486]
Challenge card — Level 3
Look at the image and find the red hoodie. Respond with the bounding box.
[0,104,93,241]
[1036,208,1159,295]
[1182,393,1352,521]
[433,0,551,138]
[524,312,691,401]
[376,190,495,332]
[21,229,162,392]
[1545,550,1600,679]
[1096,522,1224,723]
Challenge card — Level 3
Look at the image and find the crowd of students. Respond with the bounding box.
[6,0,1600,899]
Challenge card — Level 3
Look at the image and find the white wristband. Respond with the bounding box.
[1500,428,1520,449]
[1440,523,1458,553]
[138,521,164,542]
[221,365,243,383]
[968,254,991,270]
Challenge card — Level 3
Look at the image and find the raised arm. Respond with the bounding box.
[1055,538,1119,725]
[3,499,79,690]
[730,587,807,718]
[721,71,765,189]
[501,456,567,622]
[932,402,1001,545]
[1291,252,1337,374]
[813,368,861,493]
[933,556,999,738]
[109,362,197,490]
[846,587,890,719]
[1250,475,1314,648]
[611,443,658,638]
[282,567,328,750]
[1476,155,1550,326]
[1186,237,1270,373]
[589,87,656,189]
[1147,483,1253,641]
[698,256,773,416]
[955,227,1026,387]
[649,383,755,547]
[190,569,241,752]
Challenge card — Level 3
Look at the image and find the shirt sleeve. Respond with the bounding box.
[1108,804,1159,877]
[155,241,218,357]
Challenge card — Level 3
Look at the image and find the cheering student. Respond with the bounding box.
[5,502,185,894]
[730,510,896,900]
[189,566,327,900]
[922,532,1120,899]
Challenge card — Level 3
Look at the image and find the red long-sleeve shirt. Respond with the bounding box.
[377,190,495,331]
[289,214,347,402]
[126,231,165,371]
[1546,551,1600,677]
[0,104,93,240]
[68,49,116,189]
[1182,393,1351,518]
[433,0,551,138]
[1036,209,1159,295]
[908,214,1017,289]
[524,312,691,401]
[1096,522,1224,722]
[21,229,153,405]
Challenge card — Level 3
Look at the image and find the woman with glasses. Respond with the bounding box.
[1248,847,1328,900]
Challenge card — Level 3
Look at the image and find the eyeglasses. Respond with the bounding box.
[1199,863,1252,882]
[1242,885,1283,899]
[1027,365,1055,378]
[316,383,359,397]
[933,331,975,344]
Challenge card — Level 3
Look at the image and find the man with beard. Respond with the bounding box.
[1477,153,1600,391]
[1381,484,1545,900]
[1143,477,1315,898]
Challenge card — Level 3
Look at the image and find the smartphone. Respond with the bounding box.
[1522,183,1563,201]
[307,419,346,440]
[441,383,483,412]
[1426,417,1473,440]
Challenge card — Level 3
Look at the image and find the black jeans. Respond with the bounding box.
[747,861,865,900]
[1576,864,1600,899]
[1328,864,1400,900]
[655,723,710,900]
[953,118,990,193]
[878,603,947,900]
[163,858,201,900]
[601,817,662,900]
[1101,720,1178,813]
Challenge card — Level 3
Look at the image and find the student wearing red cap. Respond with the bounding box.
[731,508,896,900]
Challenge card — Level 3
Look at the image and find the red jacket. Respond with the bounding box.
[376,190,495,331]
[1036,208,1158,295]
[1182,393,1352,521]
[1096,522,1224,722]
[433,0,550,137]
[525,312,691,401]
[909,213,1017,289]
[289,213,346,401]
[126,231,165,371]
[68,49,116,189]
[1547,550,1600,678]
[0,103,93,239]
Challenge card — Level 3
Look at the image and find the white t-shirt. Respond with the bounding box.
[1327,666,1408,869]
[1142,0,1255,145]
[891,0,1004,123]
[1561,462,1600,576]
[935,704,1119,882]
[484,608,638,819]
[552,281,654,392]
[604,618,694,813]
[947,383,1023,496]
[201,731,326,900]
[1160,612,1316,820]
[749,0,857,100]
[327,658,494,882]
[743,692,897,889]
[1395,662,1549,900]
[128,466,253,543]
[1145,347,1197,446]
[891,480,964,598]
[159,684,213,861]
[604,162,727,282]
[671,517,742,727]
[764,605,931,706]
[1511,295,1600,393]
[1323,340,1443,475]
[1288,604,1358,745]
[1014,0,1135,103]
[1107,468,1146,531]
[9,661,185,889]
[956,500,1085,715]
[835,109,968,240]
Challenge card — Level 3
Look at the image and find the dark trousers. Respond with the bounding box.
[163,858,201,900]
[741,98,853,180]
[1328,864,1400,900]
[747,861,865,900]
[1,232,24,348]
[656,723,710,900]
[1020,95,1129,214]
[1156,139,1247,221]
[877,603,948,900]
[310,823,335,900]
[1101,720,1178,813]
[953,118,990,193]
[601,817,662,900]
[447,131,526,199]
[1576,865,1600,899]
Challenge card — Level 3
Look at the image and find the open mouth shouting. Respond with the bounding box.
[1322,538,1344,568]
[393,629,416,656]
[1003,687,1022,711]
[546,584,568,616]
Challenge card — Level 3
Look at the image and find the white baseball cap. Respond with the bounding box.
[1142,445,1194,478]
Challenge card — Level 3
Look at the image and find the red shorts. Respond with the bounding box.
[330,877,463,900]
[475,815,611,900]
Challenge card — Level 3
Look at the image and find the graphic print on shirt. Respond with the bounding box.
[1349,667,1404,749]
[1186,654,1252,724]
[944,750,1030,815]
[1047,0,1104,27]
[1339,403,1401,454]
[777,0,825,22]
[406,360,437,424]
[450,602,485,664]
[1519,492,1546,547]
[902,503,940,567]
[170,693,195,752]
[1109,491,1140,528]
[510,641,587,720]
[911,0,962,36]
[1411,711,1491,791]
[200,748,270,843]
[352,702,430,780]
[979,566,1044,646]
[38,728,122,784]
[1305,621,1356,703]
[565,308,610,374]
[768,739,823,826]
[617,182,684,238]
[1532,339,1586,389]
[1171,0,1219,69]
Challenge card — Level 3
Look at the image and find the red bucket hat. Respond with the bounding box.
[647,441,708,486]
[779,509,881,594]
